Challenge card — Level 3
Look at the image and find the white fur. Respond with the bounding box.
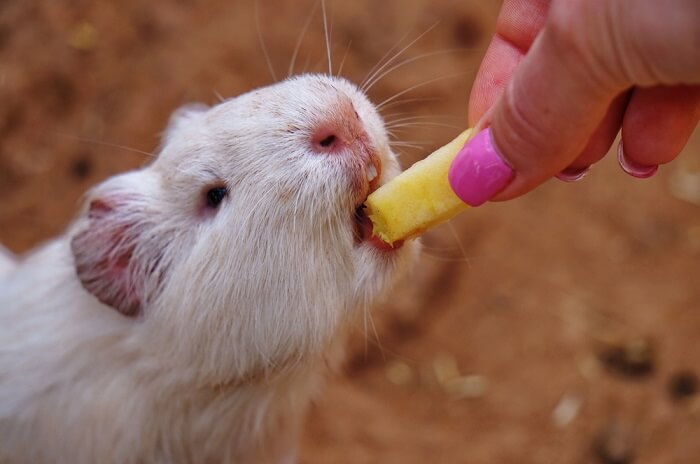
[0,244,16,278]
[0,74,419,463]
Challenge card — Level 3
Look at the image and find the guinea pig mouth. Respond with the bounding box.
[350,151,401,251]
[353,205,401,251]
[353,205,373,243]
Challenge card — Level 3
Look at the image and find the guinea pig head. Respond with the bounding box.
[71,75,418,381]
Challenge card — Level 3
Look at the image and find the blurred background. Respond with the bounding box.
[1,0,699,462]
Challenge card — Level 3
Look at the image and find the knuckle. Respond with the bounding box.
[546,0,591,58]
[547,0,629,91]
[493,86,554,173]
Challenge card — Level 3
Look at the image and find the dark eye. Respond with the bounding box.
[205,186,228,209]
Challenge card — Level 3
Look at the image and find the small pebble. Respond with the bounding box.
[669,168,700,205]
[70,156,93,180]
[444,375,487,400]
[597,336,655,379]
[432,353,460,386]
[385,361,414,386]
[577,355,602,380]
[68,22,98,51]
[552,393,583,428]
[592,420,636,464]
[668,370,699,403]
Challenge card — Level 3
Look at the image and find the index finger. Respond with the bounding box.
[469,0,550,125]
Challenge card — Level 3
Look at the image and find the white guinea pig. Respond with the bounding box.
[0,74,419,464]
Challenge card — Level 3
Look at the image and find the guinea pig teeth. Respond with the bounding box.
[366,163,378,182]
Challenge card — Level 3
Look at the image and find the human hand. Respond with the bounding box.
[449,0,700,206]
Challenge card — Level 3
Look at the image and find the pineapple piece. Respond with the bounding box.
[365,129,473,245]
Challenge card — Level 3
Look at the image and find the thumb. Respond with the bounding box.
[449,0,700,206]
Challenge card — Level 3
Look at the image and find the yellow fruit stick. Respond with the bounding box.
[365,129,473,245]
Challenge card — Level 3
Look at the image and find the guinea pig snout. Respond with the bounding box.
[310,100,369,158]
[309,97,382,189]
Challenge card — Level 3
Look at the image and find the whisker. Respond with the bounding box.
[376,72,468,110]
[378,96,444,112]
[363,305,369,358]
[420,250,473,263]
[386,122,464,131]
[321,0,332,75]
[309,55,331,74]
[57,134,157,158]
[446,221,472,269]
[389,141,430,150]
[386,117,463,128]
[392,148,407,159]
[419,243,467,252]
[291,183,304,240]
[367,308,387,363]
[360,30,412,90]
[212,90,225,102]
[255,0,278,82]
[288,0,321,77]
[385,114,463,123]
[360,21,439,93]
[336,40,353,78]
[387,135,432,144]
[301,50,313,74]
[389,137,429,144]
[381,111,412,120]
[386,129,400,139]
[366,340,417,364]
[364,48,467,93]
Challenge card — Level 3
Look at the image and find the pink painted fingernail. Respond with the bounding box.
[555,165,591,182]
[448,128,514,206]
[617,142,657,179]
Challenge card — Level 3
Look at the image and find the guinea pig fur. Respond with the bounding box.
[0,74,419,464]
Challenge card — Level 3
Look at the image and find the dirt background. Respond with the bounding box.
[1,0,699,462]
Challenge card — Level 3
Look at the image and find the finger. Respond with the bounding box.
[619,85,700,176]
[451,0,700,206]
[557,91,631,179]
[488,28,621,200]
[468,36,522,126]
[468,0,551,125]
[453,0,640,206]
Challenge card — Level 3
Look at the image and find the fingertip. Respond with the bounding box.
[555,165,591,182]
[621,86,700,168]
[617,141,658,179]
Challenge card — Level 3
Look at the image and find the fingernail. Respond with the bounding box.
[555,165,591,182]
[448,128,514,206]
[617,142,657,179]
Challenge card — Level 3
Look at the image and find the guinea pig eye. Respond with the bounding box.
[205,186,228,209]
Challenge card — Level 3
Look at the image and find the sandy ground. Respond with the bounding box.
[1,0,699,462]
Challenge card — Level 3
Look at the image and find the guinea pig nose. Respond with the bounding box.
[311,128,345,154]
[310,97,363,155]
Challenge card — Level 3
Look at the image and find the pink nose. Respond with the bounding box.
[310,98,366,156]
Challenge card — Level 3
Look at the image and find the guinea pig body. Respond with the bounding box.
[0,245,15,278]
[0,74,419,463]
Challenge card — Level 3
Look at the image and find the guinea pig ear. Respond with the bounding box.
[70,173,164,317]
[162,103,210,143]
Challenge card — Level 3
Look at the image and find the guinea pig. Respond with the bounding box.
[0,245,15,279]
[0,74,419,464]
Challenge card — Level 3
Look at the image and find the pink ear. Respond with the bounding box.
[71,197,147,316]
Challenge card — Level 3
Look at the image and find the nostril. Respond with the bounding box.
[312,130,344,153]
[319,134,337,148]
